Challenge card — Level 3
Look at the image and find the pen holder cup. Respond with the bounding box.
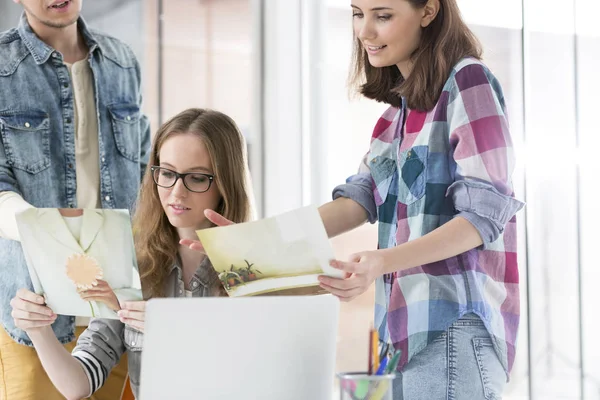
[337,372,396,400]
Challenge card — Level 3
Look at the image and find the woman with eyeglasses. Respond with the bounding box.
[9,108,254,399]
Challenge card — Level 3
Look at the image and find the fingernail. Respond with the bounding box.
[37,297,44,303]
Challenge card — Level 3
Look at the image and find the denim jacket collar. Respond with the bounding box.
[17,12,100,65]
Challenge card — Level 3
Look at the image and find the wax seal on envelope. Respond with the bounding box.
[65,253,103,290]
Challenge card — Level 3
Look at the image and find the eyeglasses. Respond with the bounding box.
[150,166,215,193]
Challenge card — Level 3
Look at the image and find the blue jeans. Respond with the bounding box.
[393,313,506,399]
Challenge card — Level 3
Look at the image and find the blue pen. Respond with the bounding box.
[375,356,389,375]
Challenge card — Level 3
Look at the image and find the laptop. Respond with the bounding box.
[139,295,340,400]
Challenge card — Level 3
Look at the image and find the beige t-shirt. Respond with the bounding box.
[66,59,101,210]
[62,215,83,242]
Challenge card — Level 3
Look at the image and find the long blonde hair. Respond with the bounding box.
[133,108,253,298]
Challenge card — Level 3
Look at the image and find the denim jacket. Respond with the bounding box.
[72,257,223,398]
[0,14,150,346]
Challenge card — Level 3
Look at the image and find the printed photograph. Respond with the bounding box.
[197,206,342,296]
[16,208,142,318]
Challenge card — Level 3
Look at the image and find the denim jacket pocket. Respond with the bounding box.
[108,103,142,162]
[0,110,50,174]
[472,337,506,400]
[369,155,396,207]
[397,145,428,205]
[124,325,144,352]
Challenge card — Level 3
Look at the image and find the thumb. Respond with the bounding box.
[348,252,363,263]
[204,209,234,227]
[179,239,206,253]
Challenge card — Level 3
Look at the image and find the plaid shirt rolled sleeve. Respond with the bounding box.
[332,153,378,224]
[446,63,524,248]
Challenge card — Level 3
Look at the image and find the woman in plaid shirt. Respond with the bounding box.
[318,0,524,398]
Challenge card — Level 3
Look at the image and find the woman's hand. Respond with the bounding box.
[318,250,386,302]
[77,280,120,311]
[117,301,146,332]
[10,288,57,331]
[179,209,235,252]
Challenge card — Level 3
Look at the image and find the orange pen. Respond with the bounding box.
[372,329,380,374]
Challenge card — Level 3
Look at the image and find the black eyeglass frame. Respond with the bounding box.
[150,166,215,193]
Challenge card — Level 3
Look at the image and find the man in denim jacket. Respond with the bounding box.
[0,1,150,398]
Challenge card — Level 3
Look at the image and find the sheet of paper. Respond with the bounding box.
[197,205,343,297]
[15,208,142,318]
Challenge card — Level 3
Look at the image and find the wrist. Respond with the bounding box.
[379,246,405,274]
[110,295,121,312]
[27,324,54,339]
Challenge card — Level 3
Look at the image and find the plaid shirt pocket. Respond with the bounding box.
[369,155,396,207]
[398,145,428,205]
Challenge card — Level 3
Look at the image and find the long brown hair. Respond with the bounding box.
[133,108,253,298]
[349,0,482,111]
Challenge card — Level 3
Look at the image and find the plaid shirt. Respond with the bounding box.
[334,58,524,375]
